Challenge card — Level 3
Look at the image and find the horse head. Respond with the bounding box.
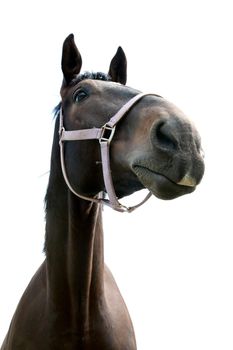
[58,34,204,208]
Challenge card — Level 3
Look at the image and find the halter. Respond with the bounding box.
[59,92,157,213]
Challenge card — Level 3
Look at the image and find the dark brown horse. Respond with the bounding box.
[1,34,204,349]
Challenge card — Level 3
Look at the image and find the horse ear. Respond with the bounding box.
[61,34,82,86]
[108,47,127,85]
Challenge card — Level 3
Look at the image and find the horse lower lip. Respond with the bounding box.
[132,165,196,199]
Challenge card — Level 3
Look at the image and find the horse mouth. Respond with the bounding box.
[132,165,196,200]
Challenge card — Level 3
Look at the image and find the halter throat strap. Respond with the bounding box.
[59,92,155,212]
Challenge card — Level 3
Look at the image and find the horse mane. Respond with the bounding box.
[53,102,62,119]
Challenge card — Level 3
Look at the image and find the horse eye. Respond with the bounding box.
[73,89,88,103]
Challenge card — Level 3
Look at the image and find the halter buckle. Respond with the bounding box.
[99,124,116,144]
[59,126,65,145]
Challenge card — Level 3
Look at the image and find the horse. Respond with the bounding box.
[1,34,204,349]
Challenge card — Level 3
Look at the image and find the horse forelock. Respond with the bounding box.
[70,71,112,86]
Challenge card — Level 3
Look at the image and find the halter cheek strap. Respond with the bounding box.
[59,92,155,213]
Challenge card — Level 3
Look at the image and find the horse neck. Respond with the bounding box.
[44,124,104,330]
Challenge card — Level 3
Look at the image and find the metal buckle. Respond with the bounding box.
[59,126,65,145]
[99,124,116,144]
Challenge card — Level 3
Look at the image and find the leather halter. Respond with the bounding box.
[59,92,157,213]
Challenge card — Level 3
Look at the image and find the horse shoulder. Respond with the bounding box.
[2,261,49,349]
[101,265,137,349]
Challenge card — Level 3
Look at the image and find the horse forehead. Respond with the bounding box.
[79,79,138,96]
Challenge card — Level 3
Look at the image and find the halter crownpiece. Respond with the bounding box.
[59,92,158,212]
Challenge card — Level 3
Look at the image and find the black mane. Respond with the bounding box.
[70,71,112,86]
[53,103,62,119]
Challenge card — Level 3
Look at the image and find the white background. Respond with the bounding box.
[0,1,232,349]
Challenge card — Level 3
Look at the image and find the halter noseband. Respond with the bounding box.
[59,92,156,213]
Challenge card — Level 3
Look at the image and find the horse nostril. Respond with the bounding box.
[154,121,177,151]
